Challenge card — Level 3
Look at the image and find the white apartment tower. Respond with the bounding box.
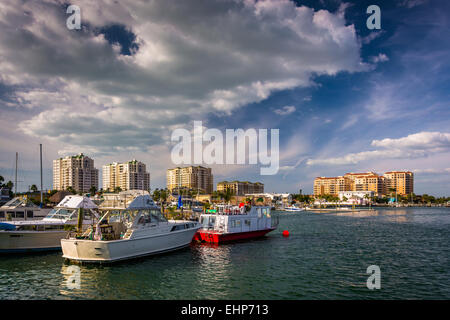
[102,160,150,192]
[53,154,99,193]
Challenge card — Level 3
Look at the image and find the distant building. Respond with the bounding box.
[313,176,350,196]
[48,190,74,205]
[314,171,413,196]
[245,193,292,205]
[344,172,385,195]
[53,154,99,193]
[102,160,150,192]
[383,171,414,195]
[338,191,374,202]
[217,181,264,196]
[166,166,213,194]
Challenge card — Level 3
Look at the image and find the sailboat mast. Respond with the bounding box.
[14,152,18,196]
[40,144,43,206]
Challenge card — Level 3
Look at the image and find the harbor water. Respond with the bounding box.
[1,207,449,299]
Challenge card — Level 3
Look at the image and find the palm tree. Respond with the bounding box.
[152,188,160,202]
[89,186,97,195]
[66,186,76,194]
[223,189,234,203]
[363,194,372,208]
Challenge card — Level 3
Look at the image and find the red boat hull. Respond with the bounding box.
[193,228,276,244]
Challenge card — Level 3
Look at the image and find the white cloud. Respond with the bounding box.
[370,53,389,63]
[306,131,450,166]
[274,105,296,115]
[371,132,450,151]
[413,168,450,174]
[399,0,428,8]
[361,31,384,44]
[0,0,367,156]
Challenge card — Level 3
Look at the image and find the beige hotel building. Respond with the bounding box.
[102,160,150,192]
[217,181,264,196]
[314,171,413,196]
[53,154,99,193]
[167,166,213,194]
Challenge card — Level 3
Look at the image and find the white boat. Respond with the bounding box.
[61,191,201,263]
[0,195,98,253]
[0,197,51,221]
[283,206,305,212]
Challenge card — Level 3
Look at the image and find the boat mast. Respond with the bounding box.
[40,144,43,207]
[14,152,18,196]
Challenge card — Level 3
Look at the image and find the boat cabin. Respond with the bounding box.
[199,205,273,233]
[79,191,181,241]
[0,197,51,221]
[0,195,99,231]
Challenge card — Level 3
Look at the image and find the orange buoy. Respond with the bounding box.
[282,230,289,237]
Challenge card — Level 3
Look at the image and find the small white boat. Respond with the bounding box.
[61,191,201,263]
[283,206,305,212]
[0,195,98,253]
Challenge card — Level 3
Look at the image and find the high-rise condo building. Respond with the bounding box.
[53,154,99,193]
[383,171,414,195]
[166,166,213,194]
[313,176,351,196]
[313,171,413,196]
[344,172,386,195]
[102,160,150,192]
[217,181,264,196]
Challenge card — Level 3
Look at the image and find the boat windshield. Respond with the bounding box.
[200,216,216,229]
[104,208,167,228]
[44,208,76,221]
[136,209,167,225]
[106,209,139,228]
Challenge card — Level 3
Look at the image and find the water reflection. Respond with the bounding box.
[334,210,380,218]
[191,243,233,299]
[334,209,415,223]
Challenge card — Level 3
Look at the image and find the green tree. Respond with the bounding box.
[153,188,161,201]
[224,189,234,203]
[30,184,38,192]
[5,180,13,190]
[160,189,168,203]
[114,186,122,193]
[89,186,97,195]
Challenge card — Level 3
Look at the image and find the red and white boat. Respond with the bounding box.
[193,204,277,244]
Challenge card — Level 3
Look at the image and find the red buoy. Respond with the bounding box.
[282,230,289,237]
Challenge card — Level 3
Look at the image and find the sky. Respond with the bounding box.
[0,0,449,196]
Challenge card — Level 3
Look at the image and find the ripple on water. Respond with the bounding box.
[0,208,449,299]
